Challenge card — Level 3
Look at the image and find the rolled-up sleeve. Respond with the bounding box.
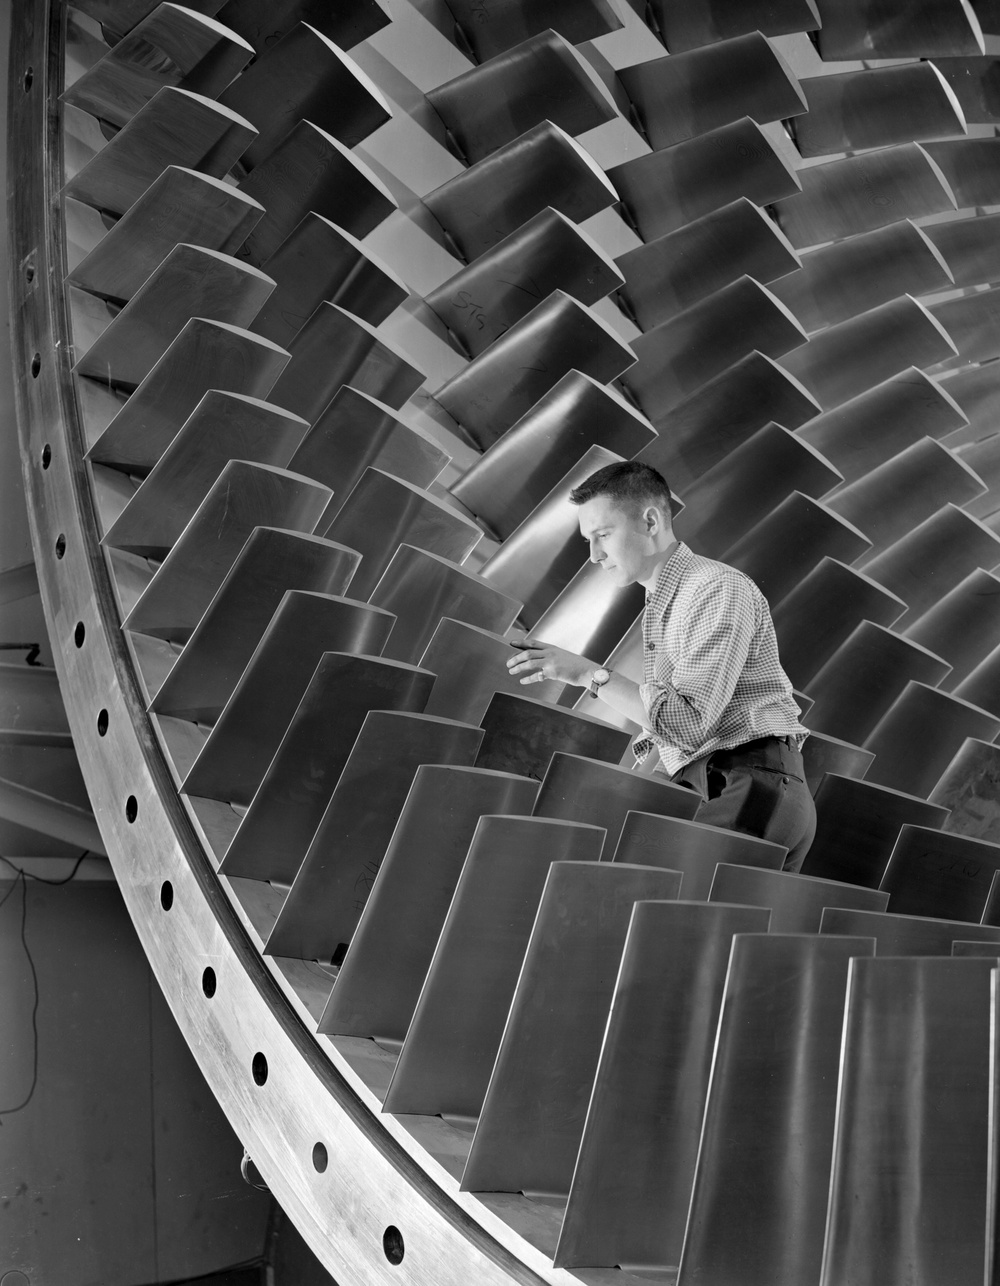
[639,575,758,754]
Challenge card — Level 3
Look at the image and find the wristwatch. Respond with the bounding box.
[588,666,611,698]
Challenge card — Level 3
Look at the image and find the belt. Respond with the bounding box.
[720,734,790,756]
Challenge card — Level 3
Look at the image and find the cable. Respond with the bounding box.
[0,849,90,1122]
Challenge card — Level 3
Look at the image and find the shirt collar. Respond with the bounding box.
[645,540,691,604]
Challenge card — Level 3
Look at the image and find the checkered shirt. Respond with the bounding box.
[633,543,807,777]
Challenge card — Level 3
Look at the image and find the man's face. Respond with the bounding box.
[577,493,653,587]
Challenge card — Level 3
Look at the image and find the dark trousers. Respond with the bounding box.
[673,737,816,872]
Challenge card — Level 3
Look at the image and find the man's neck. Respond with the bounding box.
[639,538,679,593]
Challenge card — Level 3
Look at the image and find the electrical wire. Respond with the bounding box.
[0,849,91,1122]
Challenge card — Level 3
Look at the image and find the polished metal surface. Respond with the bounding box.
[265,302,425,425]
[615,197,801,333]
[819,956,992,1286]
[650,0,819,50]
[863,503,1000,627]
[121,461,332,643]
[530,559,644,660]
[73,241,273,388]
[323,469,482,600]
[318,765,539,1039]
[63,86,258,216]
[556,903,775,1270]
[370,544,521,665]
[822,906,1000,954]
[418,619,566,723]
[619,33,806,152]
[773,558,907,689]
[426,207,622,358]
[672,422,841,559]
[723,493,871,607]
[86,318,290,474]
[181,592,394,805]
[264,712,484,961]
[149,529,360,721]
[444,0,621,61]
[956,648,1000,720]
[930,285,1000,366]
[252,214,407,346]
[382,820,605,1117]
[940,363,1000,444]
[607,117,801,244]
[803,622,951,746]
[800,730,875,795]
[216,0,391,54]
[779,297,958,412]
[461,863,687,1196]
[533,752,700,859]
[636,352,820,491]
[801,774,950,889]
[287,387,448,528]
[709,864,888,931]
[621,277,807,420]
[924,138,1000,209]
[218,24,391,170]
[929,738,1000,843]
[61,5,253,127]
[677,933,875,1286]
[924,212,1000,289]
[772,143,958,250]
[432,290,636,451]
[425,31,617,165]
[613,812,787,899]
[816,0,984,59]
[878,823,1000,922]
[905,568,1000,688]
[236,119,396,267]
[475,691,633,782]
[450,371,655,542]
[421,120,618,263]
[864,681,1000,797]
[66,165,264,303]
[219,653,436,884]
[794,62,966,159]
[102,392,308,557]
[796,367,967,486]
[959,434,1000,520]
[479,444,623,626]
[770,221,953,332]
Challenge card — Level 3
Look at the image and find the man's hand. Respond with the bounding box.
[506,639,596,688]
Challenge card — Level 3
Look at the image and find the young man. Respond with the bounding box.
[506,460,816,869]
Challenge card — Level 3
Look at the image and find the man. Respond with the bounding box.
[506,460,816,870]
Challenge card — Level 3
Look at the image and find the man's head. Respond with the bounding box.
[569,462,677,589]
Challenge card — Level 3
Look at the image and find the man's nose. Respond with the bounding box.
[589,542,603,563]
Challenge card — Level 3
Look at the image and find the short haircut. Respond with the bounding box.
[569,461,676,514]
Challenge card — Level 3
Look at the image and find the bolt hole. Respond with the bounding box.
[55,533,66,559]
[97,709,108,736]
[312,1142,328,1173]
[30,353,40,378]
[202,967,216,998]
[125,794,138,823]
[25,262,35,284]
[74,621,85,647]
[23,67,33,92]
[383,1226,404,1265]
[41,443,51,469]
[160,880,172,910]
[252,1053,268,1086]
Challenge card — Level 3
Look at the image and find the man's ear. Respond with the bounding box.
[643,504,661,533]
